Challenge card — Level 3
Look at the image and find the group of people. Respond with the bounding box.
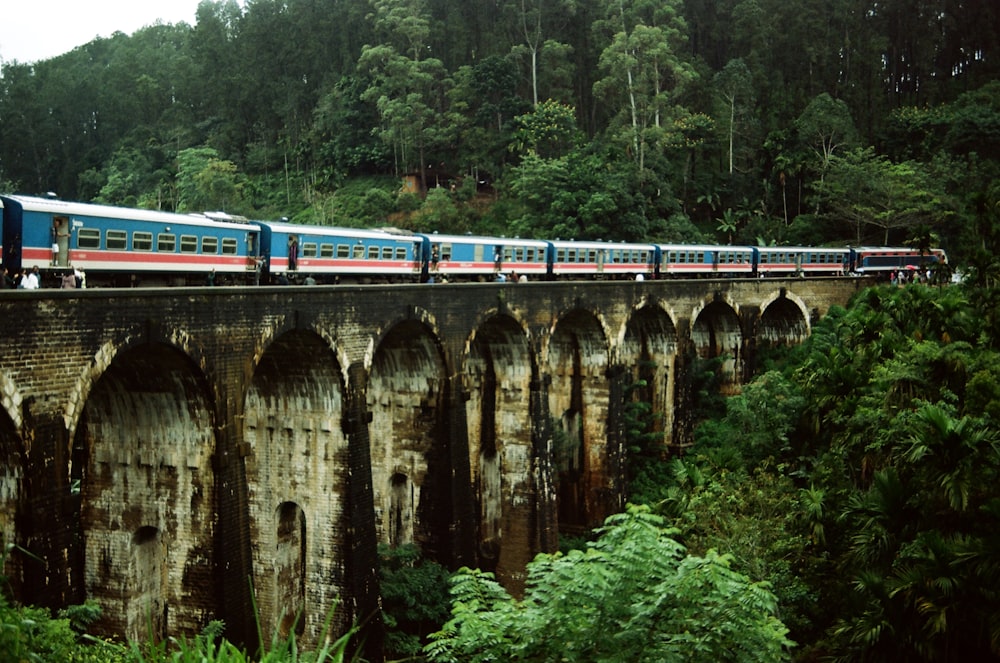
[1,265,40,289]
[889,268,929,286]
[0,265,86,289]
[497,270,528,283]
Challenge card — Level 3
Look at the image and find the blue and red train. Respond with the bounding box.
[0,194,947,287]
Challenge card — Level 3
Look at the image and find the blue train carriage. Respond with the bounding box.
[258,220,422,284]
[0,195,261,287]
[755,246,851,277]
[416,233,552,282]
[549,239,656,279]
[849,246,948,276]
[656,244,754,278]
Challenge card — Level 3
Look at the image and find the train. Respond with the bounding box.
[0,194,948,287]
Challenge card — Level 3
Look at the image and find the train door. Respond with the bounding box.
[1,197,24,273]
[52,216,71,267]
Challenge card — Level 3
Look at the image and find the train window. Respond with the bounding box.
[133,232,153,251]
[381,246,393,260]
[180,235,198,253]
[78,228,101,249]
[557,249,566,262]
[157,234,176,252]
[302,242,318,258]
[352,244,364,259]
[441,244,452,260]
[106,229,126,250]
[367,246,379,260]
[321,244,334,258]
[202,237,218,254]
[337,244,349,259]
[395,247,407,260]
[504,247,514,261]
[221,238,237,255]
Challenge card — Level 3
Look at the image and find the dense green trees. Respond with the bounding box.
[647,278,1000,660]
[426,506,794,662]
[2,0,998,258]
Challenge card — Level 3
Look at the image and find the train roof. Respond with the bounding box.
[550,238,655,250]
[656,243,755,251]
[420,233,550,248]
[853,246,939,252]
[756,245,850,252]
[0,195,258,231]
[259,220,418,241]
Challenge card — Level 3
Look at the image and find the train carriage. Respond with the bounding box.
[756,247,850,277]
[657,244,755,277]
[1,195,260,287]
[415,233,552,281]
[849,246,948,275]
[550,239,656,279]
[258,221,422,283]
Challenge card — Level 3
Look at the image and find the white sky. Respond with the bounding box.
[1,1,218,65]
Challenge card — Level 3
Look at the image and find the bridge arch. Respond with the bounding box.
[368,319,448,558]
[243,329,347,644]
[758,289,811,346]
[691,297,744,395]
[0,392,23,595]
[463,312,536,589]
[546,308,612,533]
[620,301,679,451]
[76,342,217,643]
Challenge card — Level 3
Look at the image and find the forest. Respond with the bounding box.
[1,0,999,266]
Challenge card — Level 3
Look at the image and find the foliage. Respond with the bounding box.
[0,536,359,663]
[0,543,129,662]
[811,147,958,245]
[377,543,452,660]
[175,147,246,214]
[425,505,793,662]
[778,282,1000,659]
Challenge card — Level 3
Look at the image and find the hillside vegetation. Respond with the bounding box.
[1,0,998,263]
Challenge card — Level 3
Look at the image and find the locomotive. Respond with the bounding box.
[0,194,947,287]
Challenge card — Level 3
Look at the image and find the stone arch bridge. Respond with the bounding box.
[0,277,865,656]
